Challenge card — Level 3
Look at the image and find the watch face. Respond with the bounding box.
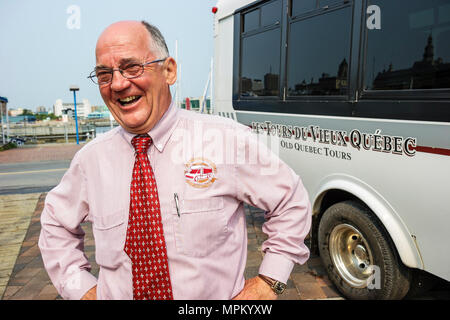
[274,282,286,294]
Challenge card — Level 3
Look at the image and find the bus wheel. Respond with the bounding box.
[318,200,411,299]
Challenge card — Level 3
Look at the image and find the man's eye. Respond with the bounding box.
[124,64,142,75]
[97,72,112,81]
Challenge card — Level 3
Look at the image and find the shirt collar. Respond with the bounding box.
[120,100,179,153]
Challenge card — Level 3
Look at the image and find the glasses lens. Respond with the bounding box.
[96,71,112,84]
[122,64,143,78]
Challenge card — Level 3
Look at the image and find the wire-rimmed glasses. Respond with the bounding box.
[87,58,167,85]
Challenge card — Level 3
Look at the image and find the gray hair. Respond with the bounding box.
[141,20,169,59]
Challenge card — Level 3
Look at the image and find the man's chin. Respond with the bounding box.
[120,120,153,134]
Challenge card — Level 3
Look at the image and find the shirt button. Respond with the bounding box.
[157,144,162,149]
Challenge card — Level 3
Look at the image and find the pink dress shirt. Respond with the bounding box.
[38,102,312,300]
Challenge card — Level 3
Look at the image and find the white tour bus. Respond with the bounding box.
[212,0,450,299]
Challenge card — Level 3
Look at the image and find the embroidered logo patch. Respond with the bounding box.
[184,158,217,188]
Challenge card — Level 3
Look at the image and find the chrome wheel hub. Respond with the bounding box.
[329,224,373,288]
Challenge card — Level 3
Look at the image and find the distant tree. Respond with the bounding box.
[22,109,34,116]
[48,113,60,120]
[35,113,59,121]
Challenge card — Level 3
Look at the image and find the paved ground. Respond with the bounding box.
[0,160,71,195]
[0,193,42,296]
[0,143,83,164]
[0,143,82,195]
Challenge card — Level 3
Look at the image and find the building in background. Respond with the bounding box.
[8,108,23,117]
[8,115,36,124]
[53,98,91,118]
[87,105,112,120]
[91,105,109,113]
[36,106,48,114]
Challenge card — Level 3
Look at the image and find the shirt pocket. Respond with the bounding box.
[173,196,227,257]
[92,209,127,269]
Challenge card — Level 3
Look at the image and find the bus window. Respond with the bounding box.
[261,0,282,27]
[365,0,450,91]
[291,0,317,17]
[287,6,352,96]
[244,9,259,32]
[319,0,345,8]
[240,0,282,98]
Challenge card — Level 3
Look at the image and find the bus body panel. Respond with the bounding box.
[236,110,450,281]
[214,14,235,116]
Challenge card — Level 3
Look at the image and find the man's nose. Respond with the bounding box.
[110,70,131,91]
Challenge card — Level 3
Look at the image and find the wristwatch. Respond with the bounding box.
[258,274,286,295]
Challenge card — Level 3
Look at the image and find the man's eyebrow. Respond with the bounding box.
[119,58,140,66]
[95,64,110,70]
[95,58,141,70]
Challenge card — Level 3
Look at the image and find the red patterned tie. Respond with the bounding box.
[124,134,173,300]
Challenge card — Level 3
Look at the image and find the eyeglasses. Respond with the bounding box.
[87,58,167,85]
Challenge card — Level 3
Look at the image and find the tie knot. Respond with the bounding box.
[131,134,152,154]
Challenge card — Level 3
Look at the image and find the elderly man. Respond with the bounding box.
[39,20,311,300]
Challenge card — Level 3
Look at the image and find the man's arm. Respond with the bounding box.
[38,152,97,300]
[234,127,312,299]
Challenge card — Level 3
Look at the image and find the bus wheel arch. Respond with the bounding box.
[311,178,423,272]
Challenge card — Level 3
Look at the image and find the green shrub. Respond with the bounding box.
[0,142,17,151]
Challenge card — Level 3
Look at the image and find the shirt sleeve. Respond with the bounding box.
[38,151,97,300]
[234,126,312,284]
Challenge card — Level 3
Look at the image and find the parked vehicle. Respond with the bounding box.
[9,136,26,146]
[212,0,450,299]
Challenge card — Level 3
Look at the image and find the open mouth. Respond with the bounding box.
[117,95,142,106]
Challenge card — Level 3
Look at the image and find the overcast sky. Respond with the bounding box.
[0,0,214,111]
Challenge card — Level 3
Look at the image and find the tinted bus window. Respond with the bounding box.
[365,0,450,91]
[241,28,281,97]
[287,6,352,96]
[261,0,282,27]
[320,0,343,8]
[291,0,317,17]
[240,0,282,98]
[244,9,260,32]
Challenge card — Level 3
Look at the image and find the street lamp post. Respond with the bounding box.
[69,85,80,145]
[0,96,8,145]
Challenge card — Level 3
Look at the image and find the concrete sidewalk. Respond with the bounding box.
[0,193,342,300]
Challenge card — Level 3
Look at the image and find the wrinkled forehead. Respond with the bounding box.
[95,22,152,62]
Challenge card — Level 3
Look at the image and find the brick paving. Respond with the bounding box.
[245,205,342,300]
[0,193,42,297]
[0,193,342,300]
[0,143,84,164]
[1,193,98,300]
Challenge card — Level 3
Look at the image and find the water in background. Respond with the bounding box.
[95,125,118,137]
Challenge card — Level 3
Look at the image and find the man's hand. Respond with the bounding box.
[232,276,278,300]
[81,285,97,300]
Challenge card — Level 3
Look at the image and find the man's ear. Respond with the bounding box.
[163,57,177,85]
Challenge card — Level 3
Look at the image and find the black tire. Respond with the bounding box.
[318,200,411,299]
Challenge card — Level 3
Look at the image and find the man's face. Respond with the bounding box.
[95,22,176,134]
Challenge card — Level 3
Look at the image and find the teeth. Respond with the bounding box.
[119,96,138,103]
